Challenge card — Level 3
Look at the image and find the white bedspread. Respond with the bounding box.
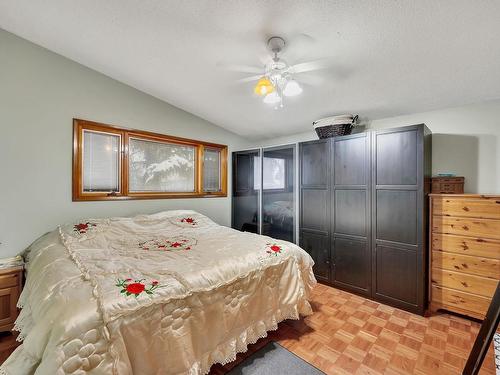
[1,210,315,375]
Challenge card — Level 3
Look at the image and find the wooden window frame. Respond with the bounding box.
[73,119,227,201]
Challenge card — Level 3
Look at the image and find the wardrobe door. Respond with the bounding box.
[331,133,371,296]
[262,145,296,242]
[232,150,261,234]
[372,125,425,314]
[299,139,331,283]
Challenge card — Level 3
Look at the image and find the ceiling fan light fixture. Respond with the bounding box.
[254,76,274,96]
[263,91,280,104]
[283,79,303,97]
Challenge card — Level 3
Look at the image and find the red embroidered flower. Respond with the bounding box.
[266,243,283,256]
[180,217,197,226]
[270,245,281,253]
[185,246,191,250]
[116,278,161,297]
[73,222,97,234]
[126,282,145,295]
[74,223,89,232]
[140,237,196,252]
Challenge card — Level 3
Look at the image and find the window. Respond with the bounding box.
[128,138,196,193]
[253,156,286,190]
[73,119,227,200]
[83,130,121,192]
[203,148,222,192]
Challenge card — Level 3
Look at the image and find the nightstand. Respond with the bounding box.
[0,265,23,333]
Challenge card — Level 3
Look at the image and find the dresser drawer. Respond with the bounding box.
[0,272,19,289]
[432,216,500,240]
[431,285,491,319]
[431,182,464,194]
[432,251,500,278]
[431,233,500,259]
[432,197,500,219]
[431,268,497,297]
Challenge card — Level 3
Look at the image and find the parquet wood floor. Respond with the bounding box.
[210,283,497,375]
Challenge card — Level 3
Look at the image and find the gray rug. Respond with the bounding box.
[227,342,325,375]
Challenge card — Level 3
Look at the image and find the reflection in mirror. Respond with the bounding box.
[262,145,295,242]
[254,157,286,190]
[232,150,261,234]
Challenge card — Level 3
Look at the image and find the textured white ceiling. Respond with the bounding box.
[1,1,500,140]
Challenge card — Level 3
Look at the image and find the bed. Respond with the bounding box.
[263,200,294,231]
[1,210,316,375]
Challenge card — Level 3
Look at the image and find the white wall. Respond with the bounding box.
[0,30,247,257]
[251,99,500,194]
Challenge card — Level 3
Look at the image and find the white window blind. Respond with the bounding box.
[83,130,120,192]
[203,149,221,192]
[129,138,195,192]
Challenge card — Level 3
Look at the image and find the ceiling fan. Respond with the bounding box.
[221,36,331,109]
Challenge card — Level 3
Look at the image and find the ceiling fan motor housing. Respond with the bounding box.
[267,36,286,55]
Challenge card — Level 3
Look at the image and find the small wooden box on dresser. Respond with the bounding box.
[0,265,23,363]
[429,194,500,319]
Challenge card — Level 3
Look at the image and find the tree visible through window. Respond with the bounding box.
[73,119,227,200]
[129,138,196,192]
[253,156,286,190]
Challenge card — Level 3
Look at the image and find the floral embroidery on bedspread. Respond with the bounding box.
[54,211,315,375]
[139,237,196,251]
[61,219,110,241]
[169,216,199,227]
[116,278,162,297]
[266,243,283,256]
[73,222,97,235]
[167,214,218,229]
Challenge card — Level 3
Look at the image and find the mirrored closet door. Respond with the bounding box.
[232,145,297,243]
[231,149,261,234]
[261,145,296,242]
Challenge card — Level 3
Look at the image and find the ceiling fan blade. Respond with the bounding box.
[216,62,263,74]
[236,75,262,83]
[290,59,332,74]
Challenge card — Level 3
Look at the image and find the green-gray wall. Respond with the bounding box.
[0,29,247,257]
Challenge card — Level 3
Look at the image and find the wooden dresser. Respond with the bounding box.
[429,194,500,319]
[0,265,23,333]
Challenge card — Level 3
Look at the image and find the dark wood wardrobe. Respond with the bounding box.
[299,124,432,315]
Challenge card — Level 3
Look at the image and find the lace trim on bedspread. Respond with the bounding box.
[12,303,34,342]
[58,225,315,375]
[197,302,311,375]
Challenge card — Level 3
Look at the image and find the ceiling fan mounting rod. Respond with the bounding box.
[267,36,286,55]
